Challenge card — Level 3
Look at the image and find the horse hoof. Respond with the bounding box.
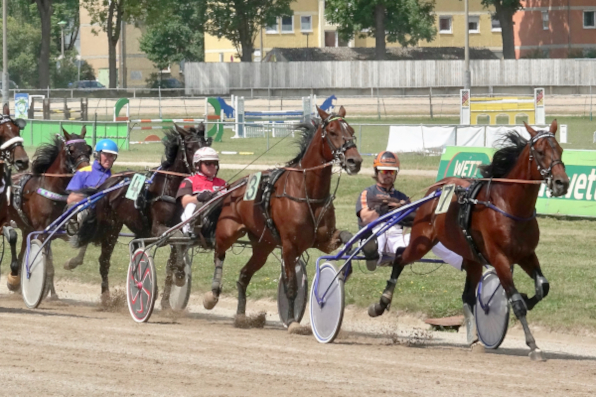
[368,303,385,318]
[203,291,219,310]
[7,273,20,292]
[174,271,186,287]
[529,349,546,362]
[470,341,485,354]
[288,322,302,334]
[63,259,81,271]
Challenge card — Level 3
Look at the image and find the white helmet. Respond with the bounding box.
[193,147,219,164]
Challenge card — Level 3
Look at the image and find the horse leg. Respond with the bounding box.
[236,242,275,318]
[280,246,302,331]
[517,252,549,311]
[44,244,59,300]
[461,260,482,345]
[64,245,88,270]
[4,226,20,291]
[99,232,118,302]
[492,253,544,361]
[160,246,180,311]
[204,251,225,310]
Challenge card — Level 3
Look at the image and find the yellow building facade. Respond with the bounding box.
[204,0,503,62]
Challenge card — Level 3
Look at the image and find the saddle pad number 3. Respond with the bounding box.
[125,174,146,201]
[435,184,455,215]
[244,172,262,201]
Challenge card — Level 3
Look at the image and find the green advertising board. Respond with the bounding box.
[437,146,596,218]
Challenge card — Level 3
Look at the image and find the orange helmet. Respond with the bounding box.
[373,151,400,171]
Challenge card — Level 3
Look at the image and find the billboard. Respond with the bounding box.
[437,146,596,218]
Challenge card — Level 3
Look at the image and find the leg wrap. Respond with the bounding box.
[463,303,478,345]
[3,226,16,244]
[535,275,549,301]
[211,263,223,295]
[368,279,396,317]
[509,292,528,319]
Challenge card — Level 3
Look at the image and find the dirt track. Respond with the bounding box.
[1,280,596,396]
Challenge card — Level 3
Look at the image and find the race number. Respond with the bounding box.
[435,184,455,215]
[125,174,146,201]
[243,172,262,201]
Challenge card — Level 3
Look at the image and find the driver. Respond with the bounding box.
[356,151,463,271]
[65,139,118,237]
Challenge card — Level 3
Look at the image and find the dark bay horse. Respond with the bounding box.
[368,120,568,360]
[203,106,362,332]
[5,127,92,295]
[67,125,209,300]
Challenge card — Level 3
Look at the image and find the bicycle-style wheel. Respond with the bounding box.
[277,259,308,327]
[169,249,192,311]
[475,268,510,349]
[309,262,344,344]
[127,248,157,323]
[22,239,47,309]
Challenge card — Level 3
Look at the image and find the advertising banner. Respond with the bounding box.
[437,146,596,218]
[14,93,29,119]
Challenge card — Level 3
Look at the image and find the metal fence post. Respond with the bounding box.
[429,87,434,119]
[93,113,97,148]
[158,86,162,118]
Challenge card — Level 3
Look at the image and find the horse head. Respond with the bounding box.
[0,103,29,171]
[61,126,92,172]
[316,106,362,175]
[524,120,569,197]
[174,124,211,173]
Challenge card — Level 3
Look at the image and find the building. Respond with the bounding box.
[514,0,596,58]
[204,0,503,62]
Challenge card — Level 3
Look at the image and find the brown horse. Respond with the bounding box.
[5,127,92,295]
[66,125,209,299]
[368,120,568,360]
[203,106,362,331]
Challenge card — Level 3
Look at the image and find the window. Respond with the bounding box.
[584,11,595,29]
[476,114,490,125]
[266,19,278,34]
[468,16,480,33]
[491,16,501,32]
[542,11,549,30]
[300,16,312,32]
[325,31,336,47]
[496,114,510,125]
[281,16,294,33]
[439,16,452,33]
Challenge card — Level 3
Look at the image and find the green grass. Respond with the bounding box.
[9,168,596,333]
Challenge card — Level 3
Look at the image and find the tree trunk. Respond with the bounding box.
[108,38,118,88]
[36,0,52,89]
[106,0,123,88]
[374,4,386,61]
[240,42,254,62]
[496,3,516,59]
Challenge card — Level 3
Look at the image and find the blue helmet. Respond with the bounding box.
[95,139,118,156]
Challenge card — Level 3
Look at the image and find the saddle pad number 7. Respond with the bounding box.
[435,184,455,215]
[244,172,262,201]
[125,174,147,201]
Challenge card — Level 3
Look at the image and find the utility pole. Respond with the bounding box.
[120,19,127,88]
[2,0,8,106]
[464,0,471,89]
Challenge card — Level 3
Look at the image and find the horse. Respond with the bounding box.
[4,127,92,295]
[65,124,210,300]
[203,106,362,332]
[367,120,568,360]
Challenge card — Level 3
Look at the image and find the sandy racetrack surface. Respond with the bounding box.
[1,280,596,396]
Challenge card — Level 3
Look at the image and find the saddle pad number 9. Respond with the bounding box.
[244,172,262,201]
[125,174,147,201]
[435,184,455,215]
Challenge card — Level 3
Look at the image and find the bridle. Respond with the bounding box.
[528,131,565,191]
[320,115,357,169]
[177,132,207,174]
[56,134,91,173]
[0,115,25,166]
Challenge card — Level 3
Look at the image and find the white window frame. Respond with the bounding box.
[584,11,596,29]
[439,16,452,34]
[266,18,279,34]
[281,15,294,33]
[300,15,312,32]
[491,16,501,32]
[468,16,480,34]
[542,11,549,30]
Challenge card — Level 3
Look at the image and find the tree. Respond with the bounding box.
[82,0,143,88]
[324,0,436,60]
[481,0,522,59]
[139,0,205,72]
[34,0,53,89]
[206,0,294,62]
[0,15,41,88]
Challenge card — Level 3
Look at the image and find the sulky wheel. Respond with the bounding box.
[169,249,193,311]
[475,267,510,349]
[21,239,47,309]
[309,262,345,344]
[277,258,308,327]
[127,248,158,323]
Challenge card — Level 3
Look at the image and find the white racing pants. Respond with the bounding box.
[374,224,463,270]
[181,203,197,234]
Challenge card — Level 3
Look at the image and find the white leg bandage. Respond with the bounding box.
[181,203,197,234]
[431,242,463,270]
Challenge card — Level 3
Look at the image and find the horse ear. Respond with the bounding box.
[62,127,72,140]
[80,125,87,138]
[3,103,9,116]
[317,105,329,120]
[524,121,538,137]
[197,122,206,138]
[174,123,189,137]
[338,105,346,118]
[550,119,558,135]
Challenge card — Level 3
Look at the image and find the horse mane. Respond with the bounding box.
[287,120,320,166]
[32,135,62,175]
[161,129,180,167]
[479,131,528,178]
